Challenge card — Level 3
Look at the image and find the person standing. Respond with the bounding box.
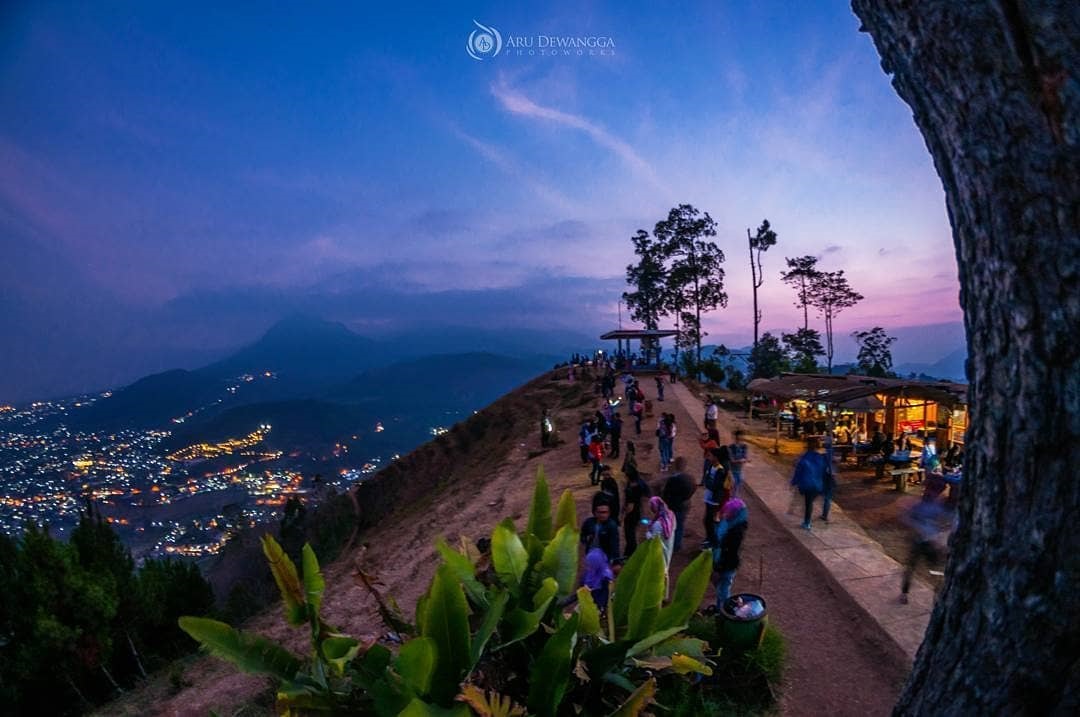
[645,495,677,570]
[580,502,620,564]
[791,437,827,530]
[712,497,749,608]
[661,456,695,551]
[728,429,749,495]
[698,429,721,485]
[704,397,719,432]
[579,419,593,464]
[900,495,950,604]
[703,446,732,547]
[655,375,665,401]
[540,409,554,448]
[608,412,623,459]
[597,467,621,523]
[588,434,605,485]
[622,464,651,556]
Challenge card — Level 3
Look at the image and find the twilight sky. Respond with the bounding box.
[0,2,965,402]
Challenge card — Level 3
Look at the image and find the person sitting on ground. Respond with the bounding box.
[580,502,620,565]
[582,547,614,609]
[661,456,695,551]
[712,497,749,608]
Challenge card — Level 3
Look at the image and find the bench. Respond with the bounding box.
[889,467,921,493]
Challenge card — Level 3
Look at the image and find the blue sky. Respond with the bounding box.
[0,2,964,401]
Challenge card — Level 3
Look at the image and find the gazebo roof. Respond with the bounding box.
[600,329,679,340]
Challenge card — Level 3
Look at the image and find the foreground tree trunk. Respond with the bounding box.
[850,1,1080,713]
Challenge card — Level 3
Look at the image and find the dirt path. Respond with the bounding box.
[659,380,911,716]
[127,372,910,716]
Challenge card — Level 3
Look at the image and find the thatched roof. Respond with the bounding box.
[748,373,966,408]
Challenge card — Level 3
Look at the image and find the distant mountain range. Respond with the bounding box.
[70,317,561,451]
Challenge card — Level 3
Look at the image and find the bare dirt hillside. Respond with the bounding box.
[103,369,909,716]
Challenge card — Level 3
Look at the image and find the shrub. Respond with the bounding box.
[180,469,718,715]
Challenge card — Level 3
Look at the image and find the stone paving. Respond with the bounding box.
[667,379,934,660]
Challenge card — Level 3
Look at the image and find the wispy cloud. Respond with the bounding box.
[490,76,668,196]
[449,125,582,214]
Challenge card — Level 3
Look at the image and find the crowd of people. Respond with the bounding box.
[562,370,753,614]
[551,359,950,616]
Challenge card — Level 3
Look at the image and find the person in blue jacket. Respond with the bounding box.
[791,437,829,530]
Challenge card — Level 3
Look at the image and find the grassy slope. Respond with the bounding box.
[97,368,598,716]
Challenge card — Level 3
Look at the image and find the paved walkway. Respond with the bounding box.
[667,380,933,660]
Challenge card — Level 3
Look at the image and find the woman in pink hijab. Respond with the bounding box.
[646,495,677,595]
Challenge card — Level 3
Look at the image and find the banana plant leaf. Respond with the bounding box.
[538,525,579,596]
[625,540,665,641]
[491,523,529,591]
[422,565,472,705]
[436,537,488,609]
[553,490,577,533]
[526,468,553,542]
[526,613,580,717]
[261,534,306,626]
[653,551,711,633]
[178,616,301,681]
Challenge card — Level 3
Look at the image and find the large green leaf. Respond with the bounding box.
[470,590,509,669]
[321,635,362,675]
[399,698,471,716]
[526,467,553,542]
[533,577,559,611]
[575,587,601,636]
[537,525,579,596]
[436,537,488,609]
[526,613,579,717]
[422,565,472,705]
[625,626,685,658]
[276,682,336,712]
[609,677,656,716]
[553,490,577,533]
[301,543,325,626]
[178,616,301,680]
[396,636,436,696]
[654,551,712,633]
[581,639,633,682]
[498,595,554,648]
[610,536,656,637]
[625,540,665,641]
[491,523,529,591]
[261,534,306,625]
[648,636,709,659]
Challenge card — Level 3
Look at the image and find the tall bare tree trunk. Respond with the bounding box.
[851,1,1080,713]
[749,228,760,347]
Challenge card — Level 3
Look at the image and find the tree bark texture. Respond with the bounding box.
[851,1,1079,714]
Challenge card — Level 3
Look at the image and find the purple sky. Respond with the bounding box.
[0,2,964,402]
